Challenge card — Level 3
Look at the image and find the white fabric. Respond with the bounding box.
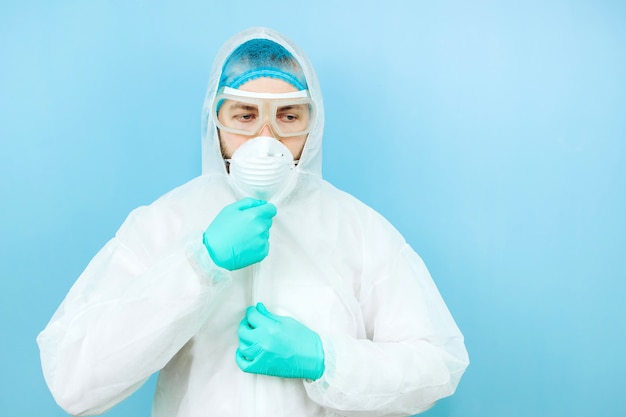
[37,27,469,417]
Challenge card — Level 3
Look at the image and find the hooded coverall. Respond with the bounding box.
[37,27,469,417]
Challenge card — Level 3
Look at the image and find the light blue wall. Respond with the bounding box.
[1,1,625,416]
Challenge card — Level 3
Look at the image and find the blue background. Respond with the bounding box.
[1,1,625,416]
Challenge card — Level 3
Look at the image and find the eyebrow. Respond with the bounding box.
[227,102,258,111]
[277,104,308,111]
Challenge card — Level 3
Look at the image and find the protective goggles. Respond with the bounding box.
[212,87,315,137]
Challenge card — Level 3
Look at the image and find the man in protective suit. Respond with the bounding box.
[38,27,469,417]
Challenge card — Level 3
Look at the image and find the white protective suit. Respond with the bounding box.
[37,27,469,417]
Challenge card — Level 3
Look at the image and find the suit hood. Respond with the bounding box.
[200,27,324,180]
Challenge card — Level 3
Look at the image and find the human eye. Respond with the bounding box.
[277,105,305,123]
[236,113,257,122]
[230,103,259,124]
[278,113,299,122]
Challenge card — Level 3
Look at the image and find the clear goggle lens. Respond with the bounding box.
[212,87,314,137]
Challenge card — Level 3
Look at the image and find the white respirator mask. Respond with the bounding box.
[227,136,297,202]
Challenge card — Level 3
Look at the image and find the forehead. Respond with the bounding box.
[218,83,311,112]
[237,77,299,94]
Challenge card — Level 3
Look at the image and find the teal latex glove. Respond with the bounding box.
[236,302,325,380]
[203,198,277,271]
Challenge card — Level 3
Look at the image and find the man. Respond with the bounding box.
[38,27,469,417]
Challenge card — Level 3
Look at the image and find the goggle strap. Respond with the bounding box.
[221,87,309,100]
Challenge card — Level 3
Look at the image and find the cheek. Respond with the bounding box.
[220,133,248,157]
[283,136,308,159]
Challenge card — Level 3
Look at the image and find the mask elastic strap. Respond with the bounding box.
[224,158,299,165]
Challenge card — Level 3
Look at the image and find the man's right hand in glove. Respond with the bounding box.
[203,197,277,271]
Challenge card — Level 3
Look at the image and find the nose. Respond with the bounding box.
[257,123,275,138]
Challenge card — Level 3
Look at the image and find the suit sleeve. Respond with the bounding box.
[304,213,469,417]
[36,202,230,416]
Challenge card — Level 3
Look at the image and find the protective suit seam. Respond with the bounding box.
[359,243,410,306]
[116,237,151,272]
